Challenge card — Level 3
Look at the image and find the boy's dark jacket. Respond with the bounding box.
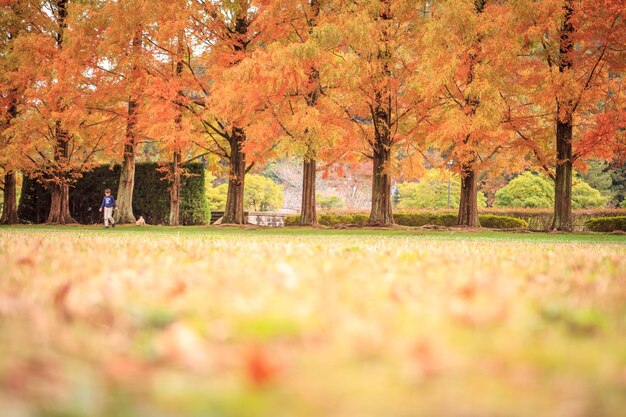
[101,195,117,209]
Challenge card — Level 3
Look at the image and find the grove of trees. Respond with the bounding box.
[1,0,624,230]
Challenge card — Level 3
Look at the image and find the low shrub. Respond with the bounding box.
[584,216,626,232]
[393,213,437,226]
[394,213,457,227]
[320,213,369,226]
[284,214,369,226]
[284,212,526,229]
[478,214,528,229]
[393,213,524,228]
[284,215,300,226]
[480,209,625,231]
[396,208,625,231]
[285,210,626,230]
[432,214,457,227]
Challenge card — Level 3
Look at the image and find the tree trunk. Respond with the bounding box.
[369,145,393,226]
[368,3,394,227]
[46,0,75,225]
[300,158,318,226]
[551,118,573,231]
[218,12,249,225]
[168,33,186,227]
[453,1,485,229]
[299,1,321,227]
[116,99,138,224]
[1,171,19,225]
[457,163,480,227]
[223,128,246,224]
[1,94,19,225]
[47,122,76,225]
[116,28,142,224]
[169,150,181,226]
[47,182,75,224]
[551,0,574,231]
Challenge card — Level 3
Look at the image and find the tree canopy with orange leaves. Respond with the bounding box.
[0,0,624,229]
[419,0,527,227]
[503,0,626,230]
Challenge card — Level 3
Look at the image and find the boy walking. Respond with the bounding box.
[99,188,117,228]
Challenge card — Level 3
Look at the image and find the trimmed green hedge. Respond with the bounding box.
[584,216,626,232]
[477,209,625,231]
[284,215,299,226]
[285,212,528,229]
[287,209,625,231]
[320,213,369,226]
[18,163,209,225]
[479,214,528,229]
[284,214,368,226]
[394,213,458,227]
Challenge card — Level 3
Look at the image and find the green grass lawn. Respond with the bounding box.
[2,223,626,243]
[0,226,625,417]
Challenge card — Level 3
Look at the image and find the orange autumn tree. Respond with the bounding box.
[246,0,351,226]
[0,86,20,224]
[5,0,116,224]
[89,0,155,224]
[420,0,522,227]
[509,0,626,230]
[0,0,24,224]
[330,0,428,226]
[186,0,265,225]
[137,0,202,226]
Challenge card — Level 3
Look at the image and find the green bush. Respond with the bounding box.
[283,214,368,226]
[393,213,458,227]
[393,213,525,228]
[180,164,211,225]
[572,181,609,209]
[397,169,487,209]
[284,212,525,229]
[206,180,228,212]
[18,163,209,225]
[495,172,553,208]
[245,175,284,211]
[205,174,283,212]
[478,214,528,229]
[578,160,613,197]
[584,216,626,232]
[480,208,625,231]
[285,209,626,230]
[317,194,345,210]
[393,212,437,227]
[495,171,608,209]
[284,215,300,226]
[431,214,458,226]
[319,213,369,226]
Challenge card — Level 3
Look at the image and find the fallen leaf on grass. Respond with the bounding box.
[53,282,73,322]
[244,344,281,386]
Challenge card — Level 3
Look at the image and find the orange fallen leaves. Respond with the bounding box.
[52,281,73,323]
[244,344,281,387]
[167,280,187,299]
[0,230,624,416]
[16,256,35,267]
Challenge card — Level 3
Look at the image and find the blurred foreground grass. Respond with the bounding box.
[0,227,625,417]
